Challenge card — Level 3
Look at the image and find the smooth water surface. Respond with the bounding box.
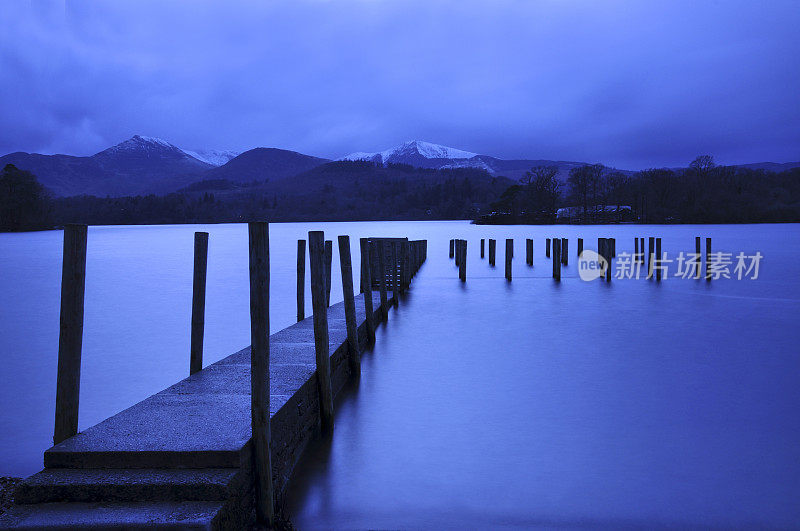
[1,222,799,529]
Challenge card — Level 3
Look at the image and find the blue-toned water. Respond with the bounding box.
[1,222,799,528]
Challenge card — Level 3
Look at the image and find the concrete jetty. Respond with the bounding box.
[2,291,395,530]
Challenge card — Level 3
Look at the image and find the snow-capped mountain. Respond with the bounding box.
[182,149,241,167]
[342,140,480,166]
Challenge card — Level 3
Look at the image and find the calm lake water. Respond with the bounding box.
[2,222,799,528]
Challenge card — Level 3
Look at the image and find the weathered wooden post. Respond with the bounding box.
[481,238,485,259]
[526,238,532,266]
[634,237,639,263]
[337,236,361,378]
[247,222,274,527]
[561,238,568,266]
[655,237,662,282]
[505,238,513,281]
[454,239,461,268]
[640,238,645,263]
[706,237,712,281]
[296,239,305,322]
[360,238,376,341]
[390,241,399,305]
[400,240,410,293]
[605,238,612,282]
[459,239,467,282]
[324,240,333,306]
[449,239,455,259]
[552,237,561,281]
[577,237,584,257]
[546,238,551,258]
[53,224,88,445]
[488,238,496,266]
[648,236,655,279]
[610,238,616,258]
[309,231,334,434]
[190,231,209,376]
[376,240,389,315]
[695,236,702,279]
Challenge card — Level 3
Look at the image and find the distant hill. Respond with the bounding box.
[203,148,329,185]
[340,140,614,182]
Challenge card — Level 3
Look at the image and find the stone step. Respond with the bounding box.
[14,468,242,504]
[0,500,225,530]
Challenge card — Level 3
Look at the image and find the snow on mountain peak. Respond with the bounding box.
[182,149,241,166]
[341,140,479,163]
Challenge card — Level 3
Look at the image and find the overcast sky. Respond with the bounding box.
[1,0,798,169]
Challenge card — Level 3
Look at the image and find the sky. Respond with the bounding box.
[0,0,798,170]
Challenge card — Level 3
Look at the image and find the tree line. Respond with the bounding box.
[479,156,800,224]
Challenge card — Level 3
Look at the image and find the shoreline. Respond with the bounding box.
[0,477,21,516]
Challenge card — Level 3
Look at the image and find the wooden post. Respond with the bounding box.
[552,237,561,281]
[639,238,645,263]
[610,238,616,258]
[402,240,410,292]
[695,236,702,279]
[324,239,332,306]
[308,231,334,434]
[706,237,712,281]
[360,238,376,341]
[454,239,461,268]
[634,237,639,263]
[190,231,209,376]
[338,236,361,378]
[53,224,88,445]
[481,238,485,258]
[561,238,568,266]
[546,238,551,258]
[525,238,532,265]
[598,237,606,281]
[458,240,467,281]
[297,240,306,322]
[577,238,584,257]
[247,222,274,526]
[655,237,662,282]
[488,239,496,266]
[390,241,399,305]
[648,237,655,279]
[505,238,513,281]
[606,238,612,282]
[376,240,388,316]
[449,239,455,258]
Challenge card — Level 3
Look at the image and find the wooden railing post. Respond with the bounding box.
[190,231,209,376]
[247,222,274,527]
[505,238,513,281]
[338,236,361,378]
[324,239,332,307]
[297,239,306,321]
[376,240,389,316]
[53,224,88,445]
[360,238,376,342]
[309,231,334,433]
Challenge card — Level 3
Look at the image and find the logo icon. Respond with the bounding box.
[578,249,607,281]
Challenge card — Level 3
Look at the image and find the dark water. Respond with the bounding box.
[1,222,799,528]
[286,223,800,529]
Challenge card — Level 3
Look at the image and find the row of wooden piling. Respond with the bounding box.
[449,236,715,282]
[52,224,426,528]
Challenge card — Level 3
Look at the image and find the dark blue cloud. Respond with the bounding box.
[0,0,798,169]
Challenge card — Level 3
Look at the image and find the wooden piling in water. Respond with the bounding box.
[376,240,388,316]
[505,239,513,281]
[450,239,455,258]
[526,238,533,266]
[459,239,467,282]
[561,238,568,266]
[190,231,209,376]
[324,239,332,307]
[577,237,583,257]
[297,240,306,322]
[454,238,461,268]
[337,236,361,378]
[634,237,639,263]
[247,222,275,527]
[489,238,496,266]
[360,238,376,341]
[705,237,712,281]
[308,231,334,434]
[546,238,551,258]
[53,224,88,446]
[606,238,612,282]
[552,237,561,281]
[648,237,655,279]
[695,236,702,279]
[481,238,485,258]
[655,238,662,281]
